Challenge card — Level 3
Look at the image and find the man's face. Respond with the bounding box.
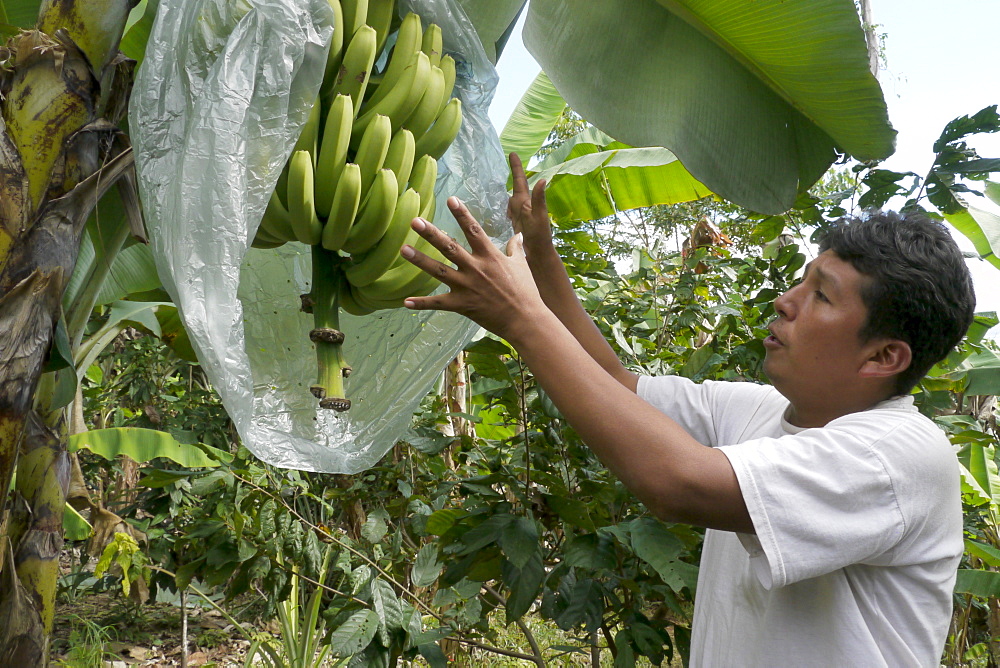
[763,250,876,403]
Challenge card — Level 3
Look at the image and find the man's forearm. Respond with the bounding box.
[528,247,638,390]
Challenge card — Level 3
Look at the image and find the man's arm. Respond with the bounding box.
[507,154,638,392]
[399,200,752,533]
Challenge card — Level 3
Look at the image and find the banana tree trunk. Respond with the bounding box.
[0,1,137,663]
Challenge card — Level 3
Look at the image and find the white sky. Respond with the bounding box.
[483,1,1000,322]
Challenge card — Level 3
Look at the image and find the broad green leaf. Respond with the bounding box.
[370,578,404,646]
[945,205,1000,272]
[955,569,1000,598]
[965,540,1000,568]
[457,514,513,555]
[544,494,596,532]
[630,517,698,591]
[424,508,467,536]
[362,508,389,543]
[0,0,40,31]
[534,127,617,172]
[328,609,380,656]
[524,0,893,214]
[120,0,158,67]
[417,643,449,668]
[555,578,604,632]
[498,516,538,569]
[94,243,162,306]
[64,503,94,541]
[499,71,566,162]
[456,0,526,63]
[69,427,223,468]
[945,351,1000,396]
[986,181,1000,208]
[502,551,544,621]
[529,147,713,223]
[956,442,1000,506]
[412,544,443,588]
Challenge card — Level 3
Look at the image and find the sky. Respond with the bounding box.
[481,1,1000,319]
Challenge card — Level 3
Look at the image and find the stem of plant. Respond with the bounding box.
[309,245,351,411]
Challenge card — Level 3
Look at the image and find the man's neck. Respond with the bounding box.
[785,391,897,429]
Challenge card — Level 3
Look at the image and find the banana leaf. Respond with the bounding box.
[499,71,567,163]
[530,144,713,223]
[523,0,894,214]
[0,0,41,32]
[455,0,526,63]
[63,504,93,541]
[944,205,1000,273]
[956,569,1000,598]
[69,427,224,468]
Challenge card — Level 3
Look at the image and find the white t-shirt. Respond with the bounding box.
[637,375,962,667]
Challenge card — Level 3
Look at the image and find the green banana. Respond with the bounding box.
[362,12,422,111]
[366,0,396,56]
[356,252,442,302]
[287,150,324,245]
[321,162,362,251]
[251,235,286,250]
[352,51,431,148]
[403,64,446,141]
[321,0,345,96]
[330,24,377,117]
[354,113,392,199]
[344,187,421,287]
[414,97,462,160]
[252,224,286,248]
[338,280,376,316]
[258,188,298,242]
[437,55,456,117]
[315,93,354,218]
[341,0,369,40]
[382,128,415,196]
[342,168,398,255]
[407,154,438,208]
[420,22,443,68]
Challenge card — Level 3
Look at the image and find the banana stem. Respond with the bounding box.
[309,245,352,411]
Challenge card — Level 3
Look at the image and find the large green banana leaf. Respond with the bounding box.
[0,0,40,32]
[499,71,566,162]
[455,0,526,63]
[531,143,713,223]
[945,204,1000,273]
[956,569,1000,598]
[501,73,713,221]
[69,427,224,468]
[523,0,894,214]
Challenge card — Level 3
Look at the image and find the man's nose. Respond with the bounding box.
[773,288,794,320]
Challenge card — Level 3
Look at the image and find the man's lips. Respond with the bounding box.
[764,325,783,347]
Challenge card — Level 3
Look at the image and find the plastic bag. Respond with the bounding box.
[131,0,510,473]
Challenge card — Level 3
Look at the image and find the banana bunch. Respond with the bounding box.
[251,0,465,411]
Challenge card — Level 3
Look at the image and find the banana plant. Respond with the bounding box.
[467,0,895,215]
[0,0,152,662]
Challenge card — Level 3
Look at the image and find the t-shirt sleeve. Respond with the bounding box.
[637,375,772,447]
[719,425,906,589]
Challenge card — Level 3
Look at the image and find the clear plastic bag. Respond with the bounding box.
[131,0,510,473]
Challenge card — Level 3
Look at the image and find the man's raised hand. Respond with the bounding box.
[507,153,552,262]
[400,196,550,344]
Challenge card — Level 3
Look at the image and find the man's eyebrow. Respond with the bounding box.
[810,263,839,291]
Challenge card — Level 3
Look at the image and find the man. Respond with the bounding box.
[398,154,976,666]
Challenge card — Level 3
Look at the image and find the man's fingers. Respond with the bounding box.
[408,216,474,267]
[401,239,461,283]
[531,178,548,220]
[445,197,494,255]
[404,293,453,311]
[509,152,529,196]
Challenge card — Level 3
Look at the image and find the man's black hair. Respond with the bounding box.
[818,210,976,395]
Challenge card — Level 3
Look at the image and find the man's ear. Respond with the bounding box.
[860,340,912,379]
